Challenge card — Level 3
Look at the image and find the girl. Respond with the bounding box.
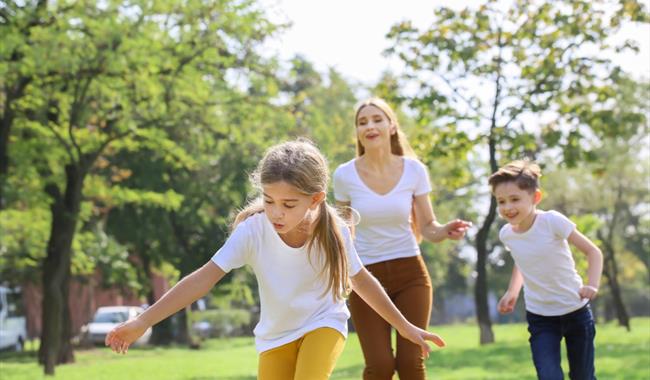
[105,140,445,380]
[333,98,471,379]
[491,160,602,380]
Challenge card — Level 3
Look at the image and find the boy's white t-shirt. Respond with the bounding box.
[211,212,363,353]
[499,210,588,316]
[333,157,432,265]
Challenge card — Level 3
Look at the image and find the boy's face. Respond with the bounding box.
[262,181,324,237]
[494,182,542,230]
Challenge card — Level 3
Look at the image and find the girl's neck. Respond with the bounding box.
[278,229,309,248]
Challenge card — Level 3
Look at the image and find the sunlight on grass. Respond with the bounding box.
[1,319,648,380]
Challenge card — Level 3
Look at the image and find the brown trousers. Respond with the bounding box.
[349,255,433,380]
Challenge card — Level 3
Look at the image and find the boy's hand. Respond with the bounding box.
[579,285,599,300]
[498,292,518,314]
[398,324,446,358]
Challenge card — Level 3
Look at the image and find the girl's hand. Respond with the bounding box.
[579,285,599,300]
[105,318,149,354]
[498,291,518,314]
[445,219,472,240]
[398,324,446,358]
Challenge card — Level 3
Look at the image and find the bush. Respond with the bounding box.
[189,309,252,338]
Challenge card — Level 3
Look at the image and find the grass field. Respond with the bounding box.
[1,318,648,379]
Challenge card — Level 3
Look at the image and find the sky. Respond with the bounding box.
[262,0,650,86]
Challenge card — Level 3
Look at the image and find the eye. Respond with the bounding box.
[264,200,273,204]
[284,204,296,209]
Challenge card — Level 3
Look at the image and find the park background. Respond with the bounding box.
[1,0,649,378]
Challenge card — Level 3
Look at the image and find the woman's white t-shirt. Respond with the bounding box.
[333,157,432,265]
[211,212,363,353]
[499,210,588,316]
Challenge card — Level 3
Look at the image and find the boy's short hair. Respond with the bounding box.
[488,160,542,193]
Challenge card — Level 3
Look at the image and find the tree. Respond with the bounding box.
[386,0,649,343]
[2,0,279,374]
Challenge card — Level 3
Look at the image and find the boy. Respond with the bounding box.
[490,160,602,380]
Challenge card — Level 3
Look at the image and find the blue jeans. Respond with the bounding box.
[526,305,596,380]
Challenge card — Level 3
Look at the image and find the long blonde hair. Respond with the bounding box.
[234,140,350,301]
[354,97,422,242]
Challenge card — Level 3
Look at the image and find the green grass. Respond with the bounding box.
[1,318,649,379]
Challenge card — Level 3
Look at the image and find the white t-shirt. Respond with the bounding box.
[333,157,432,265]
[211,212,363,353]
[499,210,588,316]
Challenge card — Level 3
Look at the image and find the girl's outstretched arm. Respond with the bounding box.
[105,261,226,354]
[350,268,446,357]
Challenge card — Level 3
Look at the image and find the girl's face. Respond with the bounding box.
[494,182,542,231]
[356,105,395,151]
[262,181,325,236]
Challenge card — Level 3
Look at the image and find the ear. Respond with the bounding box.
[310,191,326,209]
[390,124,397,135]
[533,189,543,205]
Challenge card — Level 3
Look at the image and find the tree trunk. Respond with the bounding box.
[39,164,84,375]
[142,255,174,345]
[474,195,497,344]
[598,230,631,331]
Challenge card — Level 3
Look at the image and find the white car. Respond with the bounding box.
[0,286,27,352]
[81,306,151,346]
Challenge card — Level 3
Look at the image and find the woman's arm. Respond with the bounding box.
[350,268,445,356]
[106,261,226,353]
[568,230,603,300]
[413,194,471,243]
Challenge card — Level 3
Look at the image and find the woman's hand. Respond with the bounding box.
[105,317,149,354]
[444,219,472,240]
[397,324,446,358]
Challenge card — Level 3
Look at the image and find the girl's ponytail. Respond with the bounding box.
[309,203,349,302]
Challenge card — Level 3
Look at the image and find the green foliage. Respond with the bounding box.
[188,308,252,338]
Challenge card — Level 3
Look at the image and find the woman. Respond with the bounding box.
[333,98,470,379]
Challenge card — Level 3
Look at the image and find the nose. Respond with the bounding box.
[269,205,283,219]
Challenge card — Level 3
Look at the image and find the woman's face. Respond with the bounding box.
[356,105,395,151]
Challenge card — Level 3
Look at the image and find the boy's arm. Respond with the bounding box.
[350,268,445,356]
[507,265,524,294]
[568,230,603,299]
[498,265,523,314]
[106,261,225,353]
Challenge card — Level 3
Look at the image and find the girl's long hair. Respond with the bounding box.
[234,140,349,301]
[354,97,423,242]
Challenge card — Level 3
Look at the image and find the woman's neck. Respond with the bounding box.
[360,147,396,171]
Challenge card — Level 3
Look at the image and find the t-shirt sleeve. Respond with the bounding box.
[211,219,254,272]
[341,226,363,276]
[333,166,351,202]
[547,210,576,239]
[413,160,433,196]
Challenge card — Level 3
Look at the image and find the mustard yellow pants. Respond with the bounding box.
[257,327,346,380]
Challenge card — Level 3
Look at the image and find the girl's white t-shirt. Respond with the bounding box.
[211,212,363,353]
[333,157,432,265]
[499,210,588,316]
